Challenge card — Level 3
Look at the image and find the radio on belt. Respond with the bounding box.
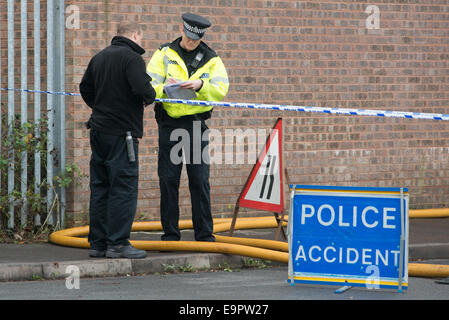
[126,131,135,162]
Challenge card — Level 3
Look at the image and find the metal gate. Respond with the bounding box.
[1,0,66,230]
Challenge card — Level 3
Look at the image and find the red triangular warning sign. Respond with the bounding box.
[239,118,284,213]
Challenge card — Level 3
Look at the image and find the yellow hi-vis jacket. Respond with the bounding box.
[146,39,229,119]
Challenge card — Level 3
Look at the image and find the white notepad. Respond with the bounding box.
[164,81,197,100]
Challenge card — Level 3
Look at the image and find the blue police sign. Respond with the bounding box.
[287,185,409,291]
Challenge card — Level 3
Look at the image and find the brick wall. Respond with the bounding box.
[27,0,449,225]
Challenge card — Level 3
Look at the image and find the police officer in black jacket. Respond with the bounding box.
[79,23,156,259]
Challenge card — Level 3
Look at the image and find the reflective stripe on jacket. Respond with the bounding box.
[146,41,229,119]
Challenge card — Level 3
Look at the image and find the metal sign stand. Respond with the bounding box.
[229,194,286,240]
[398,187,405,293]
[287,185,295,286]
[334,285,353,294]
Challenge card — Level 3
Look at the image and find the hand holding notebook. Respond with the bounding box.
[164,81,197,100]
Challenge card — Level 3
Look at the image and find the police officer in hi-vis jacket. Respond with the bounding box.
[147,13,229,242]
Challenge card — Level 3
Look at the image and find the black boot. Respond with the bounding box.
[106,244,147,259]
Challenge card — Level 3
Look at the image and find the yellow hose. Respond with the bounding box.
[410,208,449,218]
[408,263,449,278]
[48,218,289,263]
[49,214,449,278]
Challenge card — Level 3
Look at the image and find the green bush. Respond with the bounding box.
[0,115,81,238]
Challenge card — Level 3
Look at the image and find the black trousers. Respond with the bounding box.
[88,129,139,249]
[158,119,214,241]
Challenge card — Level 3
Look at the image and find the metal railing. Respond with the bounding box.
[1,0,66,230]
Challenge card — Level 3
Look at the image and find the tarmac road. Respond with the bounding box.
[1,265,448,301]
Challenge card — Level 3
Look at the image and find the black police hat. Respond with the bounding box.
[182,13,211,40]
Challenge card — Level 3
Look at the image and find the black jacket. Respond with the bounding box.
[79,36,156,138]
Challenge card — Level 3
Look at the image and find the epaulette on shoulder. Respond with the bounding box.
[199,41,217,58]
[159,42,171,50]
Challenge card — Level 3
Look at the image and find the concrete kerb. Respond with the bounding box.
[0,252,262,282]
[0,262,44,282]
[1,245,448,282]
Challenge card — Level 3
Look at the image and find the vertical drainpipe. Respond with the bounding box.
[7,0,15,229]
[20,0,28,228]
[105,0,109,46]
[0,1,2,223]
[47,0,55,226]
[59,0,66,228]
[34,0,42,227]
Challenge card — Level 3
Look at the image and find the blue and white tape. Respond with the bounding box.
[1,87,81,97]
[2,87,449,121]
[156,98,449,121]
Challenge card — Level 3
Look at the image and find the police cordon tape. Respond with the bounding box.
[48,215,449,278]
[156,98,449,121]
[1,87,82,97]
[2,87,449,121]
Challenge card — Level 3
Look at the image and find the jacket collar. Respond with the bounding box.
[168,37,217,71]
[170,37,216,58]
[111,36,145,55]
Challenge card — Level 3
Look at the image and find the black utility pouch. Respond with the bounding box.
[154,102,163,124]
